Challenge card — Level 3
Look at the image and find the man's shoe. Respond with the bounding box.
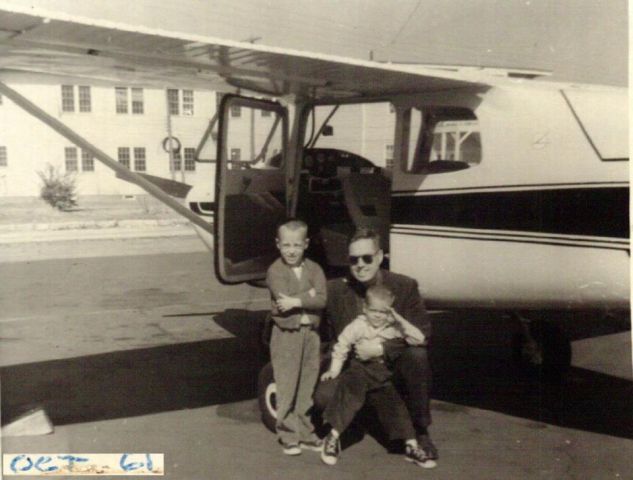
[300,438,323,451]
[405,444,437,469]
[417,433,439,460]
[280,442,302,456]
[320,432,340,465]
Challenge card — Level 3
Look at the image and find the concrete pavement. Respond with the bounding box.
[1,236,631,479]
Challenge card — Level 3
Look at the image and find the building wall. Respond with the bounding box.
[0,82,395,197]
[0,80,217,197]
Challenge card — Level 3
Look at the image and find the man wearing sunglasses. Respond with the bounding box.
[316,227,437,461]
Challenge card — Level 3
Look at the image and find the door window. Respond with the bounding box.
[215,95,288,283]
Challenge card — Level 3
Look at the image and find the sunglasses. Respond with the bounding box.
[348,252,377,265]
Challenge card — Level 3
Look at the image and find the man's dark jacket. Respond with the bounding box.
[324,269,431,362]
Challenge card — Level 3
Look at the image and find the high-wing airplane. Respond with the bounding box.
[0,1,628,428]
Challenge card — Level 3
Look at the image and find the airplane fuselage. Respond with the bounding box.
[389,84,629,310]
[188,82,629,313]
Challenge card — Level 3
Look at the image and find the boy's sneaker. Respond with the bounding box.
[320,432,340,465]
[417,432,439,460]
[281,442,302,456]
[405,444,437,469]
[300,438,323,451]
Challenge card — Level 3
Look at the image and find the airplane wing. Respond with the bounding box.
[0,3,544,233]
[0,3,491,99]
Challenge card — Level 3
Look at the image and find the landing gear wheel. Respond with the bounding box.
[512,321,572,383]
[257,362,277,432]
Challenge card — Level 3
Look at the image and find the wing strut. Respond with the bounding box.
[0,80,212,233]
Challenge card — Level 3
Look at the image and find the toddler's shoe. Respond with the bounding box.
[320,432,340,465]
[405,444,437,469]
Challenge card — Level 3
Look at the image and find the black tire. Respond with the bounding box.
[257,355,331,432]
[257,362,277,432]
[512,321,572,383]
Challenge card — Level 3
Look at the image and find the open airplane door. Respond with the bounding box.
[215,95,289,284]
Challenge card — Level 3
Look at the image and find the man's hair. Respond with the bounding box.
[365,284,395,306]
[348,227,381,250]
[276,218,308,238]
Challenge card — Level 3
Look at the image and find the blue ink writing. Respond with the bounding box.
[120,454,154,472]
[34,456,58,473]
[10,455,32,473]
[57,455,89,471]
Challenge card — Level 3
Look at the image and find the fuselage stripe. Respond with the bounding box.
[392,225,629,245]
[390,187,629,239]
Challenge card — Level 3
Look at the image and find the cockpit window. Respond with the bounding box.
[306,102,395,171]
[404,107,481,174]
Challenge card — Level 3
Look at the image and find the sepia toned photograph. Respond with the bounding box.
[0,0,630,478]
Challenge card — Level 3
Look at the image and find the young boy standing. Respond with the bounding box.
[320,285,437,469]
[266,219,326,455]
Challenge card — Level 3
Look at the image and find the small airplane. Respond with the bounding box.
[0,2,628,429]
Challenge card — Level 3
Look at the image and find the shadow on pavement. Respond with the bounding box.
[0,309,268,427]
[429,311,633,439]
[2,308,630,442]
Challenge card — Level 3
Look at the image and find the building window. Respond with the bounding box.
[167,89,179,115]
[118,147,130,168]
[0,146,7,167]
[170,152,181,171]
[114,87,144,114]
[62,85,91,112]
[230,148,241,161]
[133,147,146,172]
[167,89,194,116]
[230,105,241,118]
[182,90,194,116]
[78,86,91,112]
[65,147,78,171]
[64,147,95,172]
[184,147,196,171]
[81,150,95,172]
[61,85,75,112]
[115,87,128,114]
[131,88,144,114]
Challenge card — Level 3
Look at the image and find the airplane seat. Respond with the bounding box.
[318,222,355,267]
[341,172,391,252]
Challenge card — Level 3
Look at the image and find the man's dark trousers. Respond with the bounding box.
[323,359,416,440]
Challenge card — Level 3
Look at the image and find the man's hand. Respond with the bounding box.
[320,370,339,381]
[276,293,301,312]
[355,338,384,361]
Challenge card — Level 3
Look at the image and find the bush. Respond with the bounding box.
[37,164,78,211]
